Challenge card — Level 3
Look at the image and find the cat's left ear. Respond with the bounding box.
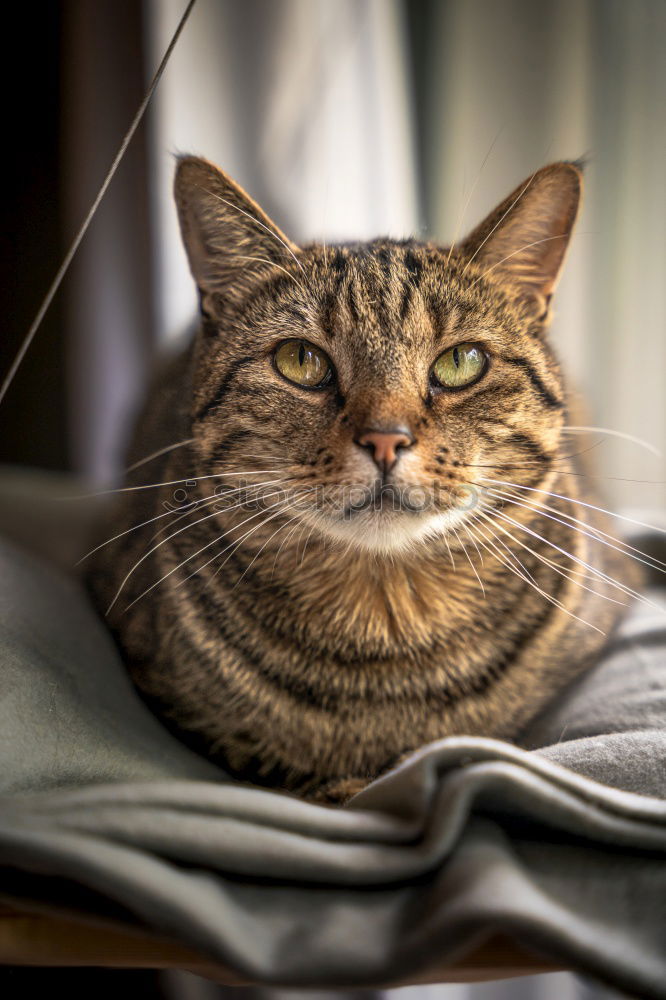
[459,162,583,319]
[174,156,300,313]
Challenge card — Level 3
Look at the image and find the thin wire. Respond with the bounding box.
[0,0,198,408]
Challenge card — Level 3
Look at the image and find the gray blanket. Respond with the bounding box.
[0,537,665,997]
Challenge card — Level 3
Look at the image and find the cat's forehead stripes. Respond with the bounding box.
[305,241,447,352]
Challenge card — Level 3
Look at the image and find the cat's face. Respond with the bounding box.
[175,159,580,554]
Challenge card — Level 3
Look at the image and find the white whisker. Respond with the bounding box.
[189,488,316,584]
[201,188,305,275]
[232,510,306,590]
[461,168,540,275]
[68,468,290,501]
[299,517,319,568]
[272,516,305,580]
[445,126,504,268]
[149,477,297,545]
[125,492,297,611]
[472,511,539,586]
[223,254,308,296]
[78,490,215,565]
[108,485,291,613]
[124,438,196,474]
[469,234,570,289]
[444,533,456,570]
[486,485,666,576]
[475,509,604,634]
[451,524,485,596]
[483,503,654,609]
[480,477,666,537]
[480,505,628,608]
[562,425,662,458]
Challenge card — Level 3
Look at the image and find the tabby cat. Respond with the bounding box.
[88,157,639,802]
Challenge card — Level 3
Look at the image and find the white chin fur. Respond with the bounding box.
[311,506,473,555]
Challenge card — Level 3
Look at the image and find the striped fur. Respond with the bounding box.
[88,159,638,802]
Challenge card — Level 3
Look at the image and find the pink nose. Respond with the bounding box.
[356,428,414,471]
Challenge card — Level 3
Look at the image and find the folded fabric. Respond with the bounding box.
[0,537,665,997]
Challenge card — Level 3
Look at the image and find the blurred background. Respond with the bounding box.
[2,0,665,513]
[0,2,664,997]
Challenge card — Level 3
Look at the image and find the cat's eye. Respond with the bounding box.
[274,339,333,389]
[431,343,487,390]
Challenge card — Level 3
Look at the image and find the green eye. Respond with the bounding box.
[274,339,333,389]
[431,343,487,389]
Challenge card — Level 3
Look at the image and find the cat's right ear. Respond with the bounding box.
[458,161,583,320]
[174,157,300,313]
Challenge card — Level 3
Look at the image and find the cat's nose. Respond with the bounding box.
[356,427,414,472]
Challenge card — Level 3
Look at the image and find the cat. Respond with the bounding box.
[88,156,640,803]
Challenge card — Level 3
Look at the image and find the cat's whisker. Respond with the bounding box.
[472,510,539,587]
[461,518,485,566]
[79,476,292,563]
[480,477,666,537]
[69,468,290,501]
[290,516,311,567]
[470,517,532,585]
[187,488,315,584]
[149,492,226,543]
[483,499,660,615]
[444,533,456,571]
[299,517,319,568]
[108,484,292,613]
[470,514,557,601]
[479,505,629,608]
[271,515,306,581]
[486,485,666,577]
[201,187,306,275]
[282,513,311,566]
[558,439,606,461]
[230,452,290,462]
[445,126,504,268]
[149,477,295,543]
[460,167,541,275]
[232,509,308,591]
[460,461,666,483]
[124,438,196,474]
[221,254,309,297]
[475,509,605,634]
[126,491,299,609]
[451,524,485,596]
[211,490,315,582]
[468,234,572,289]
[482,502,657,610]
[78,490,215,565]
[562,425,662,458]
